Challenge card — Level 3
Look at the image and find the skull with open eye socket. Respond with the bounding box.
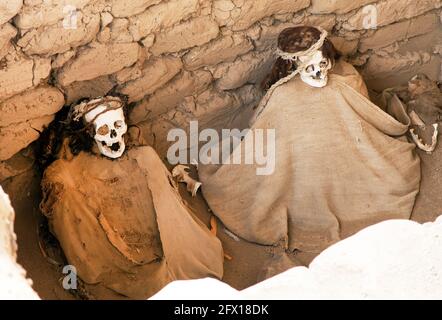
[406,74,442,153]
[297,50,332,88]
[84,100,128,159]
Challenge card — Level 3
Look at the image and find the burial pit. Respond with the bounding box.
[0,0,441,299]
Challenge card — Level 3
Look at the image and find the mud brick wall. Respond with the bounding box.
[0,0,441,181]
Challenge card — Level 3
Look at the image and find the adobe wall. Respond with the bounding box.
[0,0,441,178]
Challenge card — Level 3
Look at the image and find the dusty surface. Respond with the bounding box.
[411,148,442,224]
[4,142,439,299]
[0,179,39,299]
[2,170,74,300]
[3,164,311,299]
[38,147,223,299]
[152,216,442,300]
[0,0,441,164]
[0,0,441,299]
[198,61,420,254]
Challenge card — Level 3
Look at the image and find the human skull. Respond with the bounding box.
[84,102,127,159]
[297,50,332,88]
[406,74,442,153]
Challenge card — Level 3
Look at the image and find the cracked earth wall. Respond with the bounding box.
[0,0,441,181]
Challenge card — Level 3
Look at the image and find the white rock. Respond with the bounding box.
[0,0,23,25]
[152,217,442,300]
[0,186,40,300]
[150,278,240,300]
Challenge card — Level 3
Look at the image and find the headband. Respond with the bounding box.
[71,96,124,124]
[276,26,328,62]
[251,26,329,124]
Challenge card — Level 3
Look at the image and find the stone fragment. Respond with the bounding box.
[329,37,359,55]
[14,0,93,29]
[359,21,410,52]
[256,22,297,50]
[32,58,52,86]
[343,0,442,31]
[111,0,161,18]
[303,15,337,31]
[0,0,23,25]
[17,12,100,56]
[0,51,51,100]
[0,86,64,127]
[108,18,134,43]
[0,115,54,161]
[183,34,253,70]
[0,152,34,182]
[311,0,376,14]
[57,42,140,87]
[214,50,274,90]
[129,70,212,123]
[213,0,309,31]
[64,76,114,105]
[141,34,155,49]
[363,51,432,78]
[0,24,17,60]
[359,13,440,52]
[150,16,220,55]
[119,56,182,102]
[100,11,113,28]
[128,0,199,41]
[113,65,143,85]
[408,12,440,39]
[51,50,76,69]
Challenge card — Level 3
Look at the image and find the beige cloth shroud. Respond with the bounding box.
[199,61,421,253]
[40,146,224,299]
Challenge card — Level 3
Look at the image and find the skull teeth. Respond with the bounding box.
[100,141,121,151]
[409,123,439,153]
[110,142,121,151]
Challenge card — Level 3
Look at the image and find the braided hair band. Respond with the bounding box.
[69,96,124,134]
[251,26,328,124]
[275,26,328,62]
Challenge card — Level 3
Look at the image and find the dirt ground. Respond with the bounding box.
[2,138,440,300]
[411,147,442,223]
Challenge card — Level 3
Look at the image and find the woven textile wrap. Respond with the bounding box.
[256,27,329,123]
[40,146,223,299]
[198,61,421,253]
[275,26,328,62]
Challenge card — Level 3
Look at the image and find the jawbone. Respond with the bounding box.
[300,74,328,88]
[409,123,438,154]
[97,140,126,159]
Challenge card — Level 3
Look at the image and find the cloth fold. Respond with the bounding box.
[199,61,420,253]
[41,146,223,298]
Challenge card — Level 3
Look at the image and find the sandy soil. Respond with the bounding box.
[2,139,440,300]
[411,147,442,223]
[3,170,74,300]
[3,162,315,299]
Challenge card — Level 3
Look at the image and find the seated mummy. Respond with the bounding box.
[198,26,421,254]
[40,97,223,299]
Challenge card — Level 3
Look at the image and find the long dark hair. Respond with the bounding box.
[261,26,340,91]
[35,93,129,172]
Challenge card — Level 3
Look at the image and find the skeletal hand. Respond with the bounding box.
[172,165,202,197]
